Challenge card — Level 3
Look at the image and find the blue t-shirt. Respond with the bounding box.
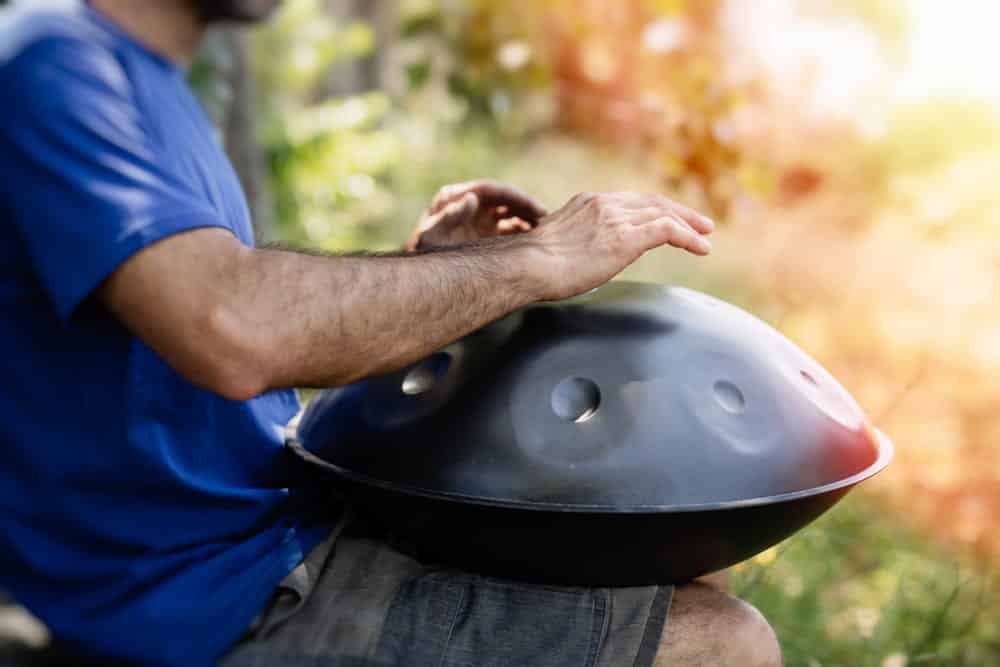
[0,4,329,665]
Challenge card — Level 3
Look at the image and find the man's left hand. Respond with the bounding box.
[407,179,547,251]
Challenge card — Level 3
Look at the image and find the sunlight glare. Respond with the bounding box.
[898,0,1000,103]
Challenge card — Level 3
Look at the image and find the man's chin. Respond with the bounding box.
[195,0,282,24]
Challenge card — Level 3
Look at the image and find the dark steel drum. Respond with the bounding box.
[290,281,893,585]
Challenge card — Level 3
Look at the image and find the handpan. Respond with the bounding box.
[290,281,893,585]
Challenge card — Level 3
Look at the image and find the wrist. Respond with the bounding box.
[501,235,552,305]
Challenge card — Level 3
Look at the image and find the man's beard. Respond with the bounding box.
[193,0,281,23]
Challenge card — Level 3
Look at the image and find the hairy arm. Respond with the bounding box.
[99,192,713,400]
[100,228,541,400]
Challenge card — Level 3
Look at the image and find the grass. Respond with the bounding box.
[732,492,1000,666]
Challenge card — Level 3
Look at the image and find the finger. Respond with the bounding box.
[639,217,712,256]
[468,180,547,221]
[496,217,534,234]
[612,206,696,229]
[429,181,475,213]
[435,192,479,229]
[417,194,474,235]
[607,207,704,246]
[431,180,548,221]
[664,200,715,235]
[610,194,715,234]
[408,193,478,250]
[660,211,704,240]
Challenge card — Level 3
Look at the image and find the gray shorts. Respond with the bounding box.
[222,514,673,667]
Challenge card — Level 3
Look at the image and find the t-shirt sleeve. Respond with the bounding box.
[0,36,228,322]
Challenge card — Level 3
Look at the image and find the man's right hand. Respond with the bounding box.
[518,192,714,301]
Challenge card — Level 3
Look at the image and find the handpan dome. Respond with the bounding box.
[292,281,892,584]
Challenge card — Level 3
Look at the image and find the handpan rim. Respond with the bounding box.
[289,429,893,515]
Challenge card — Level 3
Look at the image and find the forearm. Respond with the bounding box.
[223,236,542,393]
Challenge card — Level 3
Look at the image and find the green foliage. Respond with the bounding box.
[855,100,1000,237]
[261,92,403,249]
[252,0,374,98]
[246,0,391,248]
[735,494,1000,666]
[874,100,1000,176]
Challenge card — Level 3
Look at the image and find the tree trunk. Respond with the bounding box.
[320,0,397,98]
[201,28,276,242]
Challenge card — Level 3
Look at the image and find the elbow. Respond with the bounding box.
[206,362,270,403]
[186,302,273,402]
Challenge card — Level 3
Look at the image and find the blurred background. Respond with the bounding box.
[5,0,1000,664]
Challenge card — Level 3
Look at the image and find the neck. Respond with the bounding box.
[90,0,205,66]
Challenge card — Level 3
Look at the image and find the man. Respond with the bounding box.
[0,1,782,666]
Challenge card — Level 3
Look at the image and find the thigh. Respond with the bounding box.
[223,531,675,667]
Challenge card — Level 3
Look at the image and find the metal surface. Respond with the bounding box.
[291,281,893,584]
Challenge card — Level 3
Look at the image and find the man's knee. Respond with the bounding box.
[654,582,782,667]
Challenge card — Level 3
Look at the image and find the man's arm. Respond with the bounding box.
[98,192,713,400]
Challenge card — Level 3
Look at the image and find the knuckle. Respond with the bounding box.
[474,178,501,196]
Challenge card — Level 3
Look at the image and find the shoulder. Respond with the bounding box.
[0,1,130,101]
[0,1,107,63]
